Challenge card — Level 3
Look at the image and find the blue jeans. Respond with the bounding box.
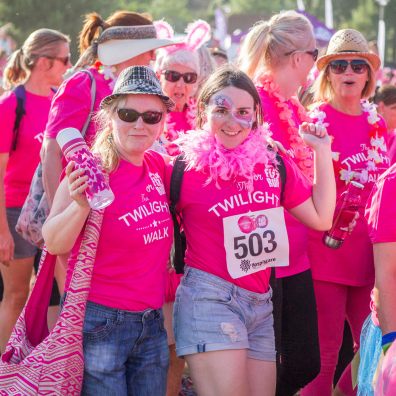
[82,301,169,396]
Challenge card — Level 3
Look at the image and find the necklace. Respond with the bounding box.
[309,101,388,184]
[256,73,314,181]
[93,61,116,90]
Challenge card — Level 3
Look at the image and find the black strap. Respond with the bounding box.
[12,85,26,151]
[275,153,287,203]
[169,154,187,274]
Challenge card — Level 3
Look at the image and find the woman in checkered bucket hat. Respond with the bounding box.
[43,65,176,395]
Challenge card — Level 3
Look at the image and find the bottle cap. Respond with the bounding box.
[350,181,364,189]
[56,128,84,150]
[323,234,343,249]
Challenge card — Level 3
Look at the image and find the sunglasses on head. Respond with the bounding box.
[117,108,163,125]
[43,54,71,66]
[329,59,369,74]
[285,48,319,61]
[162,70,198,84]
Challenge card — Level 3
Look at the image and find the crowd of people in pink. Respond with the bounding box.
[0,7,396,396]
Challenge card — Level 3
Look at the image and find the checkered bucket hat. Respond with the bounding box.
[100,66,174,112]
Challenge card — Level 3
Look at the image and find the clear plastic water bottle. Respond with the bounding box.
[56,127,114,210]
[323,180,364,249]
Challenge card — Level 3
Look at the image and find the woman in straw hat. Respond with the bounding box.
[301,29,391,396]
[43,65,174,395]
[40,10,175,299]
[238,10,321,396]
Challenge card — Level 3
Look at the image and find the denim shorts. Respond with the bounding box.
[173,266,276,361]
[6,207,37,259]
[82,301,169,396]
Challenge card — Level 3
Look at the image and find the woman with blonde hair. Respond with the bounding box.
[0,28,70,352]
[238,10,320,396]
[40,10,175,301]
[302,29,390,396]
[43,66,174,395]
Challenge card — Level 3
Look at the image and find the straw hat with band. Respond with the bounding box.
[97,25,176,66]
[316,29,381,72]
[101,65,174,112]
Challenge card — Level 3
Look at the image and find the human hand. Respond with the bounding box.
[347,212,360,234]
[267,137,287,154]
[66,161,90,208]
[0,226,14,265]
[299,122,331,150]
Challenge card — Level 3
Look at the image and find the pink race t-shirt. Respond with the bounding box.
[366,163,396,243]
[168,156,312,294]
[258,86,313,278]
[66,151,173,311]
[45,67,112,147]
[0,89,53,207]
[308,103,391,286]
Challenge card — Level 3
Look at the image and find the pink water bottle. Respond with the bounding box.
[56,127,114,210]
[323,181,364,249]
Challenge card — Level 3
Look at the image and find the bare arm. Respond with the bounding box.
[0,153,14,263]
[288,123,336,231]
[41,137,63,206]
[42,162,90,255]
[374,242,396,334]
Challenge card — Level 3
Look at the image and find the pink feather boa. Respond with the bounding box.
[176,126,276,191]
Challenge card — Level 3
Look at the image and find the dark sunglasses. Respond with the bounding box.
[44,54,71,66]
[162,70,198,84]
[285,48,319,61]
[329,59,369,74]
[117,108,163,125]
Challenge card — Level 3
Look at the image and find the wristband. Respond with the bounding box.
[381,332,396,354]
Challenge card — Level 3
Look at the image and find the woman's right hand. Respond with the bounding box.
[66,161,89,208]
[0,226,14,265]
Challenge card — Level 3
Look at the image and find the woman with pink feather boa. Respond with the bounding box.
[168,65,335,396]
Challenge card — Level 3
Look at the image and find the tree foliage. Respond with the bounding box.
[0,0,395,64]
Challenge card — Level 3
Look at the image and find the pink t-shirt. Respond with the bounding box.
[66,151,173,311]
[366,163,396,243]
[0,89,53,207]
[388,130,396,165]
[308,103,391,286]
[45,67,112,147]
[168,156,312,294]
[258,86,312,278]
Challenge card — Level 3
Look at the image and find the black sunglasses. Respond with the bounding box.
[162,70,198,84]
[329,59,369,74]
[285,48,319,61]
[43,54,71,66]
[117,108,163,125]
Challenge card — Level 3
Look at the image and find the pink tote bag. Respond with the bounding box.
[0,208,103,395]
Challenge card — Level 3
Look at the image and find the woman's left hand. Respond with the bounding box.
[299,122,331,150]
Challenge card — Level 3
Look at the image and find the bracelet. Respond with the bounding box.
[381,331,396,346]
[381,332,396,354]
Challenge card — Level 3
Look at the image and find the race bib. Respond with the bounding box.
[223,207,289,279]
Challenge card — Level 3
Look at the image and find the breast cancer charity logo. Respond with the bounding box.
[149,172,166,195]
[237,214,268,234]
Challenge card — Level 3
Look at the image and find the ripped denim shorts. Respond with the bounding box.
[173,266,275,361]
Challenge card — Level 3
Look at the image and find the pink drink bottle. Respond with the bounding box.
[56,128,114,210]
[323,180,364,249]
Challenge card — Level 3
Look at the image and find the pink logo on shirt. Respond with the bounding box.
[237,214,268,234]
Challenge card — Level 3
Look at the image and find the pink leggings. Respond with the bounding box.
[301,280,372,396]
